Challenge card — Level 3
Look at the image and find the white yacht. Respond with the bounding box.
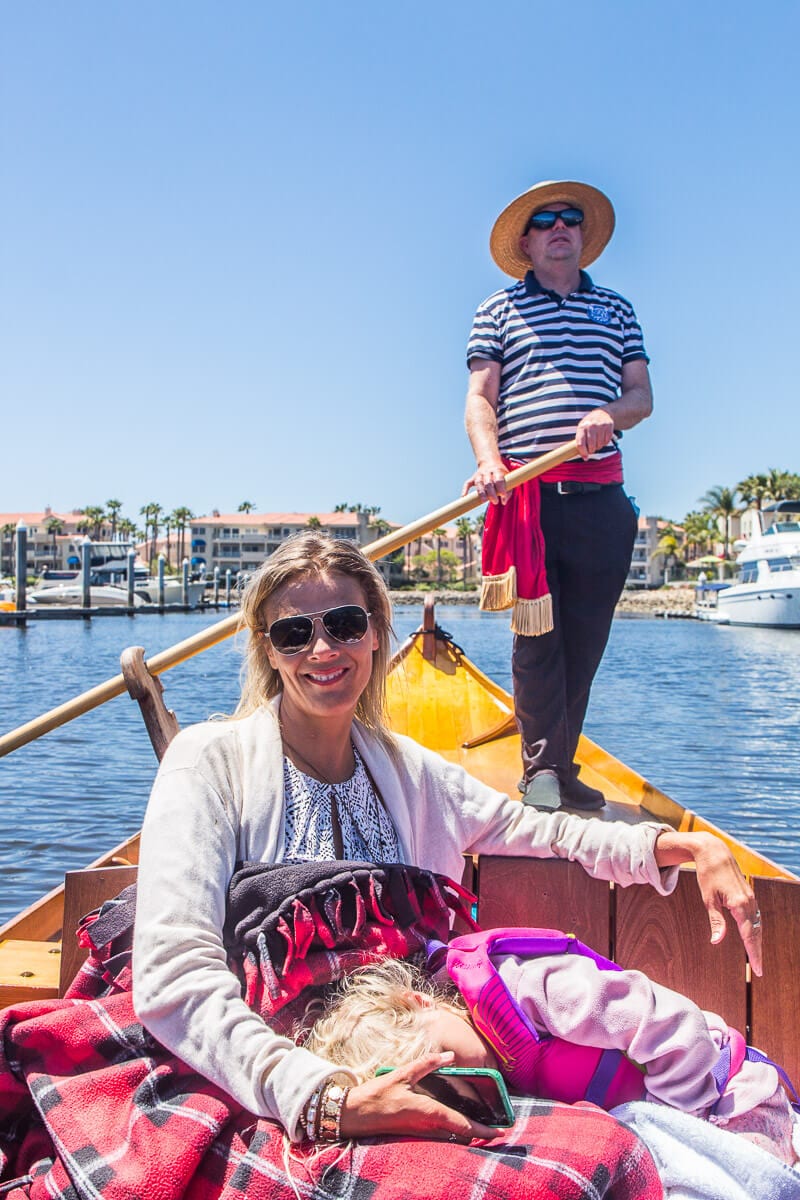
[711,502,800,628]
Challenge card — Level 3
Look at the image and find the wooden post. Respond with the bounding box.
[127,549,136,612]
[14,520,26,617]
[81,538,92,612]
[158,554,166,610]
[213,566,220,609]
[225,569,232,607]
[182,557,189,607]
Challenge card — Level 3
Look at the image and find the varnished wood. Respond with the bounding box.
[476,858,612,956]
[0,939,61,1006]
[121,645,181,762]
[422,595,436,662]
[615,870,747,1033]
[751,876,800,1087]
[59,865,138,995]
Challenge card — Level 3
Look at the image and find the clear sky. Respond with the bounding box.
[2,2,798,529]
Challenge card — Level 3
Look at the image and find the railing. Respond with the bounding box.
[0,442,579,758]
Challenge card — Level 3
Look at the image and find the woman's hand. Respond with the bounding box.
[654,831,762,976]
[337,1051,500,1143]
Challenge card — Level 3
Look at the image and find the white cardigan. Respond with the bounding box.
[132,700,676,1140]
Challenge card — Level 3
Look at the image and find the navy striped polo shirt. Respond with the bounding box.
[467,270,648,462]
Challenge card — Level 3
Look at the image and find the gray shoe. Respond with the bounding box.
[562,777,606,811]
[520,770,562,811]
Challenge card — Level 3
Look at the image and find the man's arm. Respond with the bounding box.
[463,358,509,505]
[575,359,653,458]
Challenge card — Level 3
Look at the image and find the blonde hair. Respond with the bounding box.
[234,532,394,739]
[303,960,469,1083]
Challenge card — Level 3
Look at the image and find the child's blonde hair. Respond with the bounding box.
[304,959,469,1083]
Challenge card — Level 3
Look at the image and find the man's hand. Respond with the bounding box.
[462,458,509,505]
[654,831,763,976]
[575,409,615,459]
[338,1051,500,1143]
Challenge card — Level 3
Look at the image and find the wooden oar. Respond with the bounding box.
[0,440,578,757]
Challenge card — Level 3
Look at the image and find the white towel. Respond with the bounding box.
[611,1102,800,1200]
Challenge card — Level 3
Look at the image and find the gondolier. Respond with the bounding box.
[465,179,653,811]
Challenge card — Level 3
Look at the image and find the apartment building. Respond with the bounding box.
[626,516,679,588]
[0,508,113,576]
[189,511,381,578]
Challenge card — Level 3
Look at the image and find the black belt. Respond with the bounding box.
[540,481,619,495]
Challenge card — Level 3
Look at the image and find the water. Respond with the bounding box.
[1,608,799,925]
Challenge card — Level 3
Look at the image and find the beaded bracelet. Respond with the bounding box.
[303,1082,325,1142]
[317,1082,350,1143]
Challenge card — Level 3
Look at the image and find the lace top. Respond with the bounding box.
[283,743,401,862]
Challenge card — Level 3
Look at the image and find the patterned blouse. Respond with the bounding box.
[283,743,401,862]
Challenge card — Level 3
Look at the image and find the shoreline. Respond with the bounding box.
[389,586,697,618]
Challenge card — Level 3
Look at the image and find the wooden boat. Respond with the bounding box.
[2,598,799,1095]
[2,445,799,1115]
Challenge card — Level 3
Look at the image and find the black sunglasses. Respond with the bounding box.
[263,604,372,655]
[524,207,584,233]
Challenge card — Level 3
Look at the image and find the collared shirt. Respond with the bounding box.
[466,270,648,462]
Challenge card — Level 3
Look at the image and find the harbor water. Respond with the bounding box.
[1,607,799,925]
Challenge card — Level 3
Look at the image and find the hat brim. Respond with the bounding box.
[490,180,615,278]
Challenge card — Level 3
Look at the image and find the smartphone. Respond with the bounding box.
[376,1066,514,1126]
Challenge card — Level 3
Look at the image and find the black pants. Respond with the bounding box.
[513,484,638,785]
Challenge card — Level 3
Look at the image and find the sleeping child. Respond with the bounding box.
[304,926,799,1166]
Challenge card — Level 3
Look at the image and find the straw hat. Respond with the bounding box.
[490,180,615,278]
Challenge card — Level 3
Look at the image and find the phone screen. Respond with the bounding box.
[413,1068,513,1126]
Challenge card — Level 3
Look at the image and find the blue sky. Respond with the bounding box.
[2,2,798,528]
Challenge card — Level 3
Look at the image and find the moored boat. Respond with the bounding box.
[713,501,800,628]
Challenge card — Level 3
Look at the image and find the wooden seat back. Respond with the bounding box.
[476,856,800,1089]
[59,865,138,995]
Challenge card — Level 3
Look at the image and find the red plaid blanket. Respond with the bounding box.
[0,864,662,1199]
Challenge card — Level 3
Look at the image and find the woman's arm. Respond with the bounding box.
[653,831,762,976]
[133,732,353,1140]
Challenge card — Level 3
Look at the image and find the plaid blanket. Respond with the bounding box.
[0,862,663,1200]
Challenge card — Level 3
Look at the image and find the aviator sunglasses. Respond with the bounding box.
[263,604,372,655]
[524,206,584,233]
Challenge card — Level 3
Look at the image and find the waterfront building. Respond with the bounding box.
[626,516,683,588]
[188,510,392,580]
[0,508,114,576]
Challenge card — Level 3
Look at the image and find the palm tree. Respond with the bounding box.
[699,485,739,559]
[455,517,474,585]
[765,468,793,501]
[306,515,322,529]
[45,516,64,567]
[1,523,16,577]
[117,517,138,543]
[652,524,682,583]
[169,507,195,565]
[77,506,106,541]
[737,474,770,511]
[681,511,715,561]
[334,502,349,512]
[105,499,123,539]
[238,501,256,513]
[432,528,446,584]
[139,503,163,567]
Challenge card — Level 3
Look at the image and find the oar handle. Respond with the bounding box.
[0,440,579,757]
[364,440,579,560]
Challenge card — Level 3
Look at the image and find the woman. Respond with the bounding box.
[133,532,763,1147]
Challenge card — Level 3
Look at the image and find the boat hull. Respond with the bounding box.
[717,578,800,627]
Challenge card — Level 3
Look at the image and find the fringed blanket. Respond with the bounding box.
[0,861,663,1200]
